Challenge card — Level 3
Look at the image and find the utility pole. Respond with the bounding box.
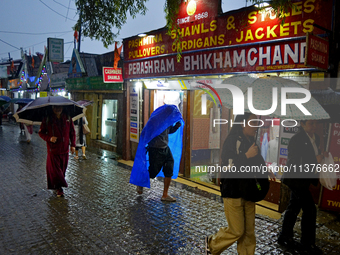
[78,7,82,52]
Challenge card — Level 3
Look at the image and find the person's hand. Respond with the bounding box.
[71,147,75,154]
[50,136,57,143]
[268,170,276,182]
[245,143,258,158]
[174,121,181,129]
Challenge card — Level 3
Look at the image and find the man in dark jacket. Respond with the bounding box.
[206,114,270,255]
[278,120,326,255]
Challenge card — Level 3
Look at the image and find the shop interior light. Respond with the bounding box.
[136,81,142,88]
[138,33,147,37]
[148,35,155,38]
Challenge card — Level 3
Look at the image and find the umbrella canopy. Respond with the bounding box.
[14,96,86,125]
[77,100,94,107]
[0,96,11,107]
[11,98,34,105]
[214,76,330,120]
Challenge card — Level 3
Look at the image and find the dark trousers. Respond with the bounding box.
[280,187,317,245]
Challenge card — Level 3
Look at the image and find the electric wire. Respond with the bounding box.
[53,0,76,10]
[0,38,20,50]
[0,30,73,35]
[38,0,77,21]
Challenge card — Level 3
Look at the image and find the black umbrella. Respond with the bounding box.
[11,98,34,105]
[0,96,11,107]
[77,100,94,107]
[14,96,86,125]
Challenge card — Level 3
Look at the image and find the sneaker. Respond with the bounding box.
[136,186,143,194]
[83,155,87,160]
[56,188,64,197]
[205,236,212,255]
[161,196,176,202]
[300,244,323,255]
[74,156,79,160]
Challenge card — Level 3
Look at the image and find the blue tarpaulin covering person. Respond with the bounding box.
[130,104,184,202]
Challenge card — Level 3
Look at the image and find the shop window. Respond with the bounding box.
[101,99,118,145]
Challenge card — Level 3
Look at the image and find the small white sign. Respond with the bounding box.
[48,38,64,62]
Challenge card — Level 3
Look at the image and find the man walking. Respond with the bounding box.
[130,104,184,202]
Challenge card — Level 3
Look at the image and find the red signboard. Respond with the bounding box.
[320,123,340,212]
[125,38,311,79]
[305,33,329,71]
[124,0,333,68]
[102,67,123,83]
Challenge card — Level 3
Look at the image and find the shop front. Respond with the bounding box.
[123,0,337,211]
[66,76,124,154]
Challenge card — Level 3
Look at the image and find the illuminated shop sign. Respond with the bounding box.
[124,0,332,63]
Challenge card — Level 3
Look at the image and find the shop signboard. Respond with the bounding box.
[305,33,329,71]
[8,78,20,89]
[103,67,123,83]
[47,38,64,63]
[125,38,311,79]
[124,0,332,67]
[50,73,68,88]
[130,86,139,142]
[320,123,340,212]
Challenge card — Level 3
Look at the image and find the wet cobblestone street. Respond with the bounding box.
[0,122,340,255]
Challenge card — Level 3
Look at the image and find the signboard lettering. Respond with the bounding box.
[305,33,329,71]
[103,67,123,83]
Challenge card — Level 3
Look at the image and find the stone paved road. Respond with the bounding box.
[0,122,339,255]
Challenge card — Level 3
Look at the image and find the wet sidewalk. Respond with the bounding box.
[0,121,339,255]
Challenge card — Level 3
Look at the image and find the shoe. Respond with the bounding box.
[56,188,64,197]
[300,244,323,255]
[27,140,30,144]
[205,236,212,255]
[136,186,143,194]
[278,236,301,249]
[74,156,79,160]
[83,155,87,160]
[161,196,176,202]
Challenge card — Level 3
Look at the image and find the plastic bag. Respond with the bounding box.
[319,153,338,190]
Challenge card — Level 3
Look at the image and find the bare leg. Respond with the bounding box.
[162,177,171,198]
[82,146,87,159]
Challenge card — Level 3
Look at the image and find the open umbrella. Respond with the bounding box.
[11,98,34,105]
[213,75,330,120]
[14,96,86,125]
[0,96,11,107]
[77,100,94,107]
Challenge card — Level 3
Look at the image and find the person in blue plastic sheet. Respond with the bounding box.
[130,104,184,202]
[278,120,328,255]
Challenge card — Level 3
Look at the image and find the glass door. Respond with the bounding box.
[101,99,118,144]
